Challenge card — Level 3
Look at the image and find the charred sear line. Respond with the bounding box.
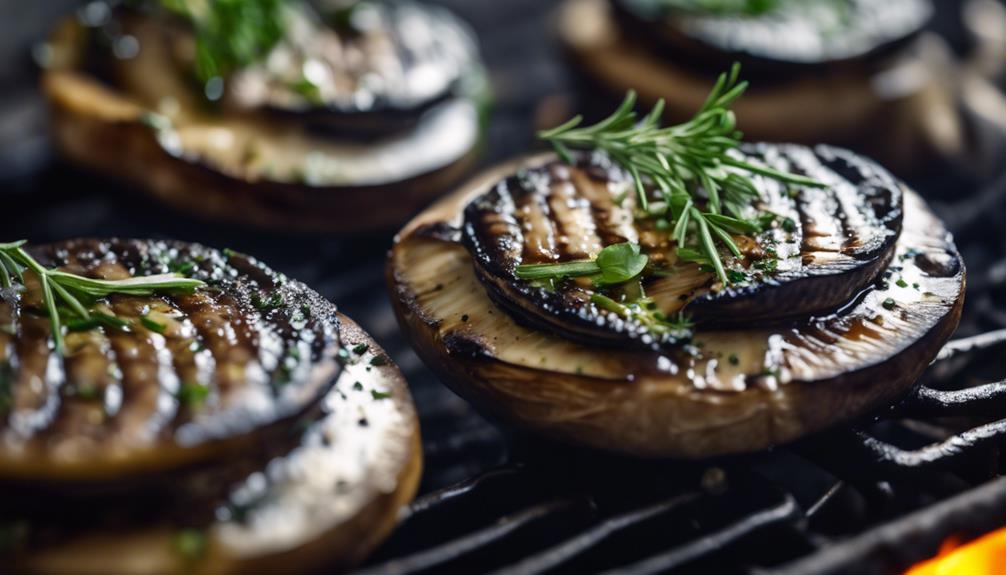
[0,239,342,462]
[461,145,905,350]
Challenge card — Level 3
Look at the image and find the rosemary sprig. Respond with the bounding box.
[538,64,824,284]
[0,241,205,354]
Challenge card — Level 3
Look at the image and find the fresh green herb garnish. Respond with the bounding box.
[289,75,323,104]
[66,312,131,333]
[754,258,778,273]
[0,241,204,354]
[726,269,747,283]
[159,0,287,95]
[515,242,649,285]
[140,315,168,334]
[178,382,210,407]
[251,291,284,311]
[591,293,693,341]
[75,383,101,400]
[371,389,392,400]
[657,0,849,17]
[538,65,823,285]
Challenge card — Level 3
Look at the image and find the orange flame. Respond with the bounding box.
[906,527,1006,574]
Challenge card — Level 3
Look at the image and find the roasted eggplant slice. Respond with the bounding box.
[3,316,421,575]
[462,147,902,348]
[40,1,487,232]
[388,156,964,458]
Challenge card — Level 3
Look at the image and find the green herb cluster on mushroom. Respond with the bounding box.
[0,241,205,354]
[155,0,288,95]
[653,0,850,17]
[519,65,824,337]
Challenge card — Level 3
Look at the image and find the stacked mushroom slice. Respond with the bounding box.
[0,240,420,574]
[389,146,965,458]
[557,0,933,161]
[41,0,486,232]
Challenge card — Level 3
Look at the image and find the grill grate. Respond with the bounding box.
[3,0,1006,574]
[350,327,1006,575]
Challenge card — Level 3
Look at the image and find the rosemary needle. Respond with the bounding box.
[537,64,825,284]
[0,241,204,354]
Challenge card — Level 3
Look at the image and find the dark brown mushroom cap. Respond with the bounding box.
[2,315,422,575]
[227,0,482,124]
[388,154,964,458]
[39,2,486,233]
[0,239,341,481]
[610,0,933,75]
[461,146,903,349]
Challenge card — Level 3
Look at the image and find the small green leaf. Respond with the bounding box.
[594,242,649,285]
[178,382,210,407]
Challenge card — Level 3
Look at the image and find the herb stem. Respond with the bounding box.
[538,64,824,285]
[515,260,600,280]
[0,241,206,355]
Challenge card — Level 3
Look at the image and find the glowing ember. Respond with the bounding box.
[906,527,1006,574]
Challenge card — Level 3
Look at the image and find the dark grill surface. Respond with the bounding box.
[5,1,1006,574]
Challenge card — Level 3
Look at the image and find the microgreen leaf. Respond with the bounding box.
[514,242,649,286]
[594,242,649,285]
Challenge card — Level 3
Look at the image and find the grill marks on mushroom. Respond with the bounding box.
[611,0,933,68]
[462,146,902,349]
[4,316,421,575]
[388,160,965,457]
[0,239,341,480]
[99,9,481,188]
[228,1,479,120]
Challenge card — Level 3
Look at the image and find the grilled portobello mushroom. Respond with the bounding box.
[40,0,487,233]
[610,0,932,74]
[388,152,965,458]
[557,0,935,165]
[0,240,420,573]
[462,147,902,347]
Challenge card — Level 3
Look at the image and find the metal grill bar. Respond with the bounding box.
[486,493,703,575]
[905,380,1006,416]
[770,477,1006,575]
[601,496,800,575]
[357,498,591,575]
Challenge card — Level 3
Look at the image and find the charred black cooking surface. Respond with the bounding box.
[461,145,903,349]
[0,239,341,480]
[611,0,932,75]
